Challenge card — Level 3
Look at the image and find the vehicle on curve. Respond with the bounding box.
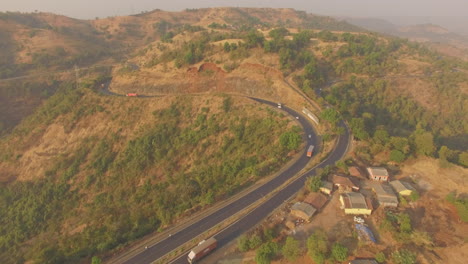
[187,237,217,263]
[277,103,282,108]
[307,145,314,157]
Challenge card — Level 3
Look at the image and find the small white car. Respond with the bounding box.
[295,116,299,120]
[277,103,282,108]
[354,216,365,223]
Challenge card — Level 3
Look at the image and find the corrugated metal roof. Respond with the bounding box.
[372,184,398,206]
[291,202,316,217]
[373,183,396,197]
[390,180,415,193]
[342,192,370,209]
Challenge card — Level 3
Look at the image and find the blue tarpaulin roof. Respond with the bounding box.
[355,223,376,243]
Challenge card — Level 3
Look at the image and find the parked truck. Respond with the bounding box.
[307,145,315,157]
[126,93,138,97]
[187,237,217,263]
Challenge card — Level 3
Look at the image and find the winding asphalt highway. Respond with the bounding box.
[111,96,350,264]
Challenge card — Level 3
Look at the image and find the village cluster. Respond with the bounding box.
[282,165,417,263]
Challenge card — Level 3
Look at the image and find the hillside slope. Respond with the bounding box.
[0,84,303,263]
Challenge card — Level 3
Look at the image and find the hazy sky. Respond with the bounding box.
[2,0,467,19]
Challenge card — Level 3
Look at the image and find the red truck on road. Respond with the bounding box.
[187,237,217,263]
[307,145,315,157]
[126,93,138,97]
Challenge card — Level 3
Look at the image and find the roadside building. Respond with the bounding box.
[390,180,416,196]
[367,167,389,182]
[304,192,328,211]
[372,183,398,207]
[339,192,373,215]
[349,259,378,264]
[290,202,316,222]
[349,166,364,178]
[332,174,360,192]
[320,181,333,195]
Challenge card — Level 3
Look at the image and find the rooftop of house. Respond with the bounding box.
[372,183,397,197]
[304,192,328,210]
[341,192,372,210]
[367,167,389,177]
[332,174,360,189]
[390,180,415,193]
[291,202,317,218]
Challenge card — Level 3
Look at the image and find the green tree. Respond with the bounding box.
[282,236,301,262]
[223,42,231,52]
[279,131,301,151]
[375,252,386,263]
[238,235,250,252]
[331,243,348,261]
[263,228,276,242]
[293,30,312,49]
[255,242,279,264]
[390,137,410,154]
[249,234,263,249]
[392,249,416,264]
[263,40,275,53]
[306,176,322,192]
[320,108,340,126]
[414,131,435,156]
[390,150,406,163]
[269,27,289,40]
[438,146,456,167]
[91,256,102,264]
[222,96,232,112]
[307,229,328,264]
[350,118,369,140]
[245,29,265,48]
[373,129,390,145]
[397,213,412,233]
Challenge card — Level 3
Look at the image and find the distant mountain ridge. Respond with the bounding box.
[341,16,468,60]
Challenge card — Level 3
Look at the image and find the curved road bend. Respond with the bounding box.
[171,119,349,264]
[115,98,325,264]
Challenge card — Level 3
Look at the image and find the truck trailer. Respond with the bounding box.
[187,237,217,263]
[307,145,315,157]
[126,93,138,97]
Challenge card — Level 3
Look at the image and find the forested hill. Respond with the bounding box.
[1,6,467,170]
